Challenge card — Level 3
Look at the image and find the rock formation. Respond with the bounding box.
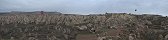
[0,12,168,40]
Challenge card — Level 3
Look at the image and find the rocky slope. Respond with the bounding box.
[0,13,168,40]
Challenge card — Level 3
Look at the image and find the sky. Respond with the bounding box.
[0,0,168,16]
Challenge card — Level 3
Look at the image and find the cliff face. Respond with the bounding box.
[0,13,168,40]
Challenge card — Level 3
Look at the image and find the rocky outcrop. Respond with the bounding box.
[0,13,168,40]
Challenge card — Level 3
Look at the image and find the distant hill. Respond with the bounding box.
[0,11,62,14]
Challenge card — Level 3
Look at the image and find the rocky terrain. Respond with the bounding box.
[0,12,168,40]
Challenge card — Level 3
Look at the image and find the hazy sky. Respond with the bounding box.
[0,0,168,15]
